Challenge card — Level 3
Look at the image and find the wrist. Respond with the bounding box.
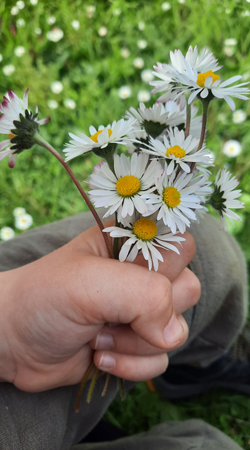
[0,271,17,383]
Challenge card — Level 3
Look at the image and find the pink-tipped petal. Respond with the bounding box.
[23,88,29,109]
[8,153,17,168]
[37,117,50,125]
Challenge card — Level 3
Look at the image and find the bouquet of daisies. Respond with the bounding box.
[0,45,248,404]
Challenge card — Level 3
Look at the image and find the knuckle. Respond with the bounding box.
[148,273,172,308]
[186,271,201,306]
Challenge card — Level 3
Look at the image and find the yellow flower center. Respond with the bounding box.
[166,145,186,159]
[163,186,181,208]
[196,70,220,88]
[133,218,158,241]
[116,175,141,197]
[90,128,112,143]
[8,133,16,139]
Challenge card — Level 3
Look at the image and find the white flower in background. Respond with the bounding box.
[225,8,231,14]
[137,39,147,49]
[71,20,80,30]
[241,10,250,16]
[47,16,56,25]
[47,28,64,42]
[16,1,25,9]
[224,38,237,46]
[138,21,145,30]
[104,215,185,271]
[133,57,144,69]
[141,69,154,82]
[11,6,19,15]
[121,48,130,58]
[13,207,26,217]
[137,90,151,102]
[113,8,121,15]
[242,72,250,80]
[64,98,76,109]
[162,2,171,10]
[98,26,108,36]
[16,18,25,27]
[178,0,185,3]
[233,109,246,123]
[47,99,58,109]
[35,27,42,34]
[3,65,15,76]
[223,46,235,57]
[15,213,33,230]
[0,89,49,167]
[223,140,242,157]
[64,118,136,161]
[14,46,25,57]
[143,127,212,174]
[0,54,2,62]
[218,113,226,123]
[86,5,96,15]
[144,166,203,234]
[118,86,132,99]
[50,81,63,94]
[89,153,161,220]
[0,227,15,241]
[30,0,38,5]
[210,169,244,229]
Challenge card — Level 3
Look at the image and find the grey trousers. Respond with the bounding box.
[0,212,248,450]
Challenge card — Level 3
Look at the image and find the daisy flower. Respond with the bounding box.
[13,207,26,217]
[143,166,204,234]
[142,127,212,175]
[151,46,221,100]
[232,110,246,123]
[63,119,136,161]
[88,152,161,220]
[172,66,250,110]
[0,227,15,241]
[0,89,50,167]
[15,213,33,230]
[103,214,185,271]
[209,169,244,229]
[223,140,242,157]
[125,102,170,138]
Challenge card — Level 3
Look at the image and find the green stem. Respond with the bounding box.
[184,96,191,139]
[190,99,210,172]
[34,133,114,260]
[87,368,100,403]
[113,212,122,260]
[75,361,95,413]
[118,377,126,401]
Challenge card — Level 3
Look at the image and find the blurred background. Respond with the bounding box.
[0,0,250,447]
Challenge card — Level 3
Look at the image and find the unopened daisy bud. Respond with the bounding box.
[0,89,50,166]
[209,169,244,229]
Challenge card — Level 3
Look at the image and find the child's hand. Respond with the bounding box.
[0,223,200,392]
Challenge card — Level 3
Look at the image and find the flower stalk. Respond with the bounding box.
[34,133,114,259]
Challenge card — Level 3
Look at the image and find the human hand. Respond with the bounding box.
[0,222,200,392]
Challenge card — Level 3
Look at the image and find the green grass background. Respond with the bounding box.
[1,0,250,447]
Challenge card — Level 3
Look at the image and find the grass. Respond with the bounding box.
[1,0,250,447]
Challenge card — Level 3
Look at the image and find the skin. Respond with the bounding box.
[0,222,200,393]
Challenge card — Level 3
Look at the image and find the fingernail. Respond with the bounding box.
[95,333,114,350]
[99,353,116,370]
[163,315,184,344]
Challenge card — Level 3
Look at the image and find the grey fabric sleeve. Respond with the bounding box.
[0,211,248,449]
